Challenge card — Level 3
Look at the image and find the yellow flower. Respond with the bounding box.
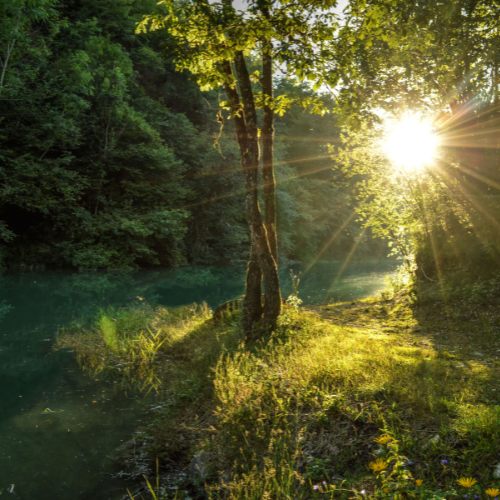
[374,434,393,445]
[457,477,478,488]
[369,458,388,473]
[415,479,423,487]
[485,488,500,497]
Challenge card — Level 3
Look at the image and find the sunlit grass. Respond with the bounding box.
[58,285,499,498]
[57,303,215,393]
[203,299,498,498]
[207,298,494,496]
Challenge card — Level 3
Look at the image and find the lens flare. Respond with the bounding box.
[382,112,439,174]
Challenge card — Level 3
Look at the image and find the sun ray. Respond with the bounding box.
[443,157,500,191]
[381,112,440,174]
[189,152,334,181]
[177,157,334,211]
[303,211,358,275]
[433,161,500,236]
[332,227,367,286]
[439,125,500,149]
[415,180,450,306]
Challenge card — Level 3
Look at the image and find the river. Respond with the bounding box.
[0,260,397,499]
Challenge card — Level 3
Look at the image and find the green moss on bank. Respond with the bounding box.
[58,289,499,499]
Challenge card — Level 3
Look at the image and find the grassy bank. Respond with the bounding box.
[57,282,500,499]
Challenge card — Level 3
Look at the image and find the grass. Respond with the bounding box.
[57,279,500,499]
[57,302,225,393]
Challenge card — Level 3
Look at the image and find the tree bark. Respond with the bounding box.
[221,62,263,336]
[233,52,281,332]
[243,246,263,334]
[261,46,282,328]
[259,5,278,264]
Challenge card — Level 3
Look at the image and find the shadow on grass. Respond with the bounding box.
[57,303,244,491]
[310,296,499,482]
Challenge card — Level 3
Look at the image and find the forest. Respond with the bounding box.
[0,0,498,499]
[0,0,383,271]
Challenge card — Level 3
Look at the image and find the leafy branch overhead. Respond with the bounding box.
[136,0,339,113]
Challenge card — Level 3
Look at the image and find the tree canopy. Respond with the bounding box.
[0,0,377,273]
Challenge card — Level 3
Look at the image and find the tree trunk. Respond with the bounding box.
[243,246,263,335]
[261,42,281,327]
[260,7,278,264]
[0,39,16,95]
[233,52,281,333]
[262,56,277,260]
[221,62,263,335]
[218,0,281,335]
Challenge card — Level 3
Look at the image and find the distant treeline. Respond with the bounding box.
[0,0,385,271]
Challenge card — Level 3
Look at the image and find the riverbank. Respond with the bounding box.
[0,261,396,498]
[58,277,500,498]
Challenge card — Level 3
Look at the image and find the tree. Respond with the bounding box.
[330,0,499,278]
[0,0,237,270]
[333,0,498,114]
[138,0,338,336]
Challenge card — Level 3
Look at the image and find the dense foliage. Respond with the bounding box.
[0,0,378,271]
[331,0,499,279]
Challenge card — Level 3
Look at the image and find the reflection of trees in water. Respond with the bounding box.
[0,262,398,332]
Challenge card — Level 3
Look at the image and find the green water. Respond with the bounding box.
[0,260,396,499]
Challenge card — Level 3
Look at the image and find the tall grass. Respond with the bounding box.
[57,303,215,393]
[58,294,499,498]
[201,303,499,498]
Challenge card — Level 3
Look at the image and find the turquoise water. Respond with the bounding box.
[0,261,397,499]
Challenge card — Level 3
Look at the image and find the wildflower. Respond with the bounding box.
[494,463,500,479]
[457,477,478,488]
[415,479,423,487]
[369,458,388,473]
[440,458,449,466]
[485,488,500,497]
[374,434,393,445]
[360,489,367,496]
[313,484,319,491]
[429,434,440,445]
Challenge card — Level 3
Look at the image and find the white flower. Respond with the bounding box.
[429,434,440,444]
[493,462,500,479]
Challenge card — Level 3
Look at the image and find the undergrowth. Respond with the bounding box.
[58,285,499,499]
[57,303,218,393]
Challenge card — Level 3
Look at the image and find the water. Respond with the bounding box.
[0,260,396,499]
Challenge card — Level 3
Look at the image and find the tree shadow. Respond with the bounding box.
[61,306,245,492]
[308,295,499,476]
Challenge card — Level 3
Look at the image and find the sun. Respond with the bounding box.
[381,112,440,174]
